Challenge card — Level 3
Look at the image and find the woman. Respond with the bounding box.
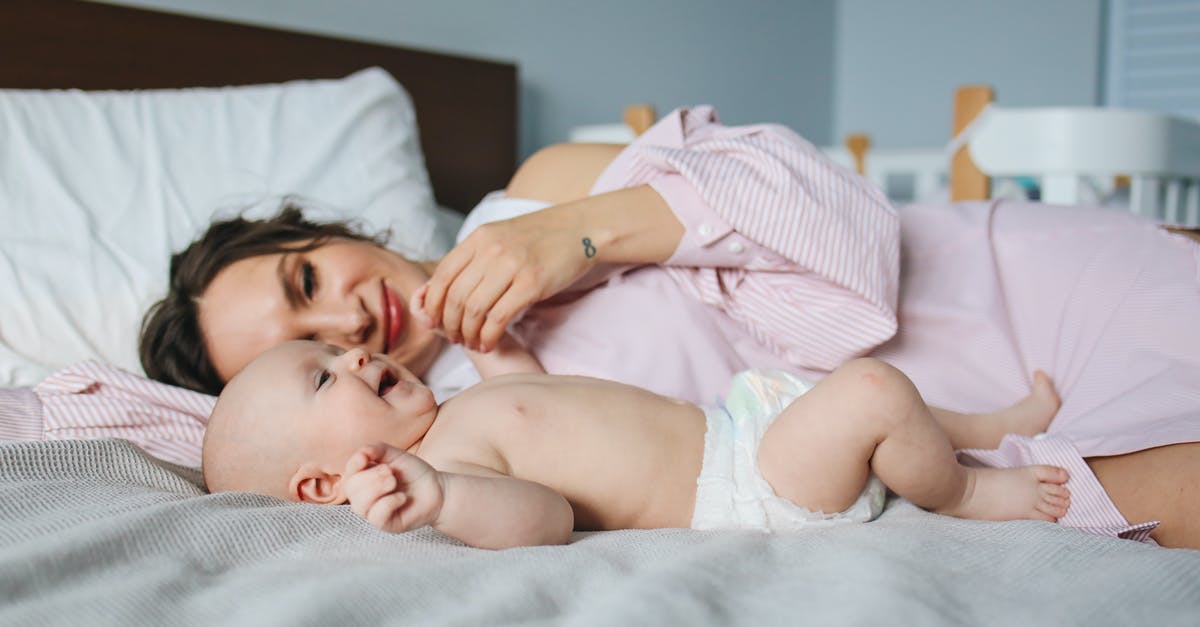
[145,106,899,404]
[141,106,1200,548]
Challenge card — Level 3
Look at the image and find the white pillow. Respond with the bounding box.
[0,67,459,386]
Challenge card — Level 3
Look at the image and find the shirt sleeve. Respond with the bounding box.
[32,361,214,468]
[590,106,900,370]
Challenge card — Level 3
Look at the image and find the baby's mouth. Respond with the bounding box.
[378,370,400,397]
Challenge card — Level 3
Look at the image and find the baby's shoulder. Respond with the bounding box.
[418,411,505,475]
[417,385,523,468]
[420,376,561,461]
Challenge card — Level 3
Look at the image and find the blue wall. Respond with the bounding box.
[98,0,837,157]
[833,0,1105,148]
[97,0,1110,154]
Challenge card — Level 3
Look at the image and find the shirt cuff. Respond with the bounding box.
[957,434,1159,544]
[0,387,45,441]
[653,174,757,267]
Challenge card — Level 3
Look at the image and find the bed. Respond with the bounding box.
[3,1,1200,625]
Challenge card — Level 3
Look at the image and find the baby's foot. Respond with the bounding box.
[993,370,1062,439]
[937,465,1071,522]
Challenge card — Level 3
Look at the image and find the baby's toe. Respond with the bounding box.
[1035,499,1069,521]
[1043,483,1070,499]
[1033,465,1069,484]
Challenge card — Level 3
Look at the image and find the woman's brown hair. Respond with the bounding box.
[138,203,388,395]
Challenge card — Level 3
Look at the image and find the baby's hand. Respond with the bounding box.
[342,443,444,534]
[409,284,436,330]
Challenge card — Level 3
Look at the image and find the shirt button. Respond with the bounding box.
[697,223,713,237]
[728,242,745,254]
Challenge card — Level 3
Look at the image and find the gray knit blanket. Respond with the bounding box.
[2,438,1198,626]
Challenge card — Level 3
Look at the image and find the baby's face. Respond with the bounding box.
[237,340,438,468]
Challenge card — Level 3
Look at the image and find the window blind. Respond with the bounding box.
[1105,0,1200,120]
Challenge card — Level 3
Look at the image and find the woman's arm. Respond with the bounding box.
[504,143,686,267]
[421,181,685,351]
[426,107,901,369]
[504,143,624,204]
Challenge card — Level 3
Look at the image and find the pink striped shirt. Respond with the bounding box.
[596,106,900,372]
[20,361,213,467]
[509,106,899,400]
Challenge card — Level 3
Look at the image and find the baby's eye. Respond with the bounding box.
[301,262,317,300]
[317,370,331,390]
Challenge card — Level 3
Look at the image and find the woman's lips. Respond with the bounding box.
[382,282,404,354]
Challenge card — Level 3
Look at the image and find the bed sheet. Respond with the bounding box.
[1,438,1198,625]
[3,196,1200,623]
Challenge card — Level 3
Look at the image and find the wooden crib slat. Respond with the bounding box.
[623,104,656,137]
[845,133,871,175]
[950,85,994,202]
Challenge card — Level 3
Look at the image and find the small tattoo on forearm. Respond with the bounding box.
[581,237,597,258]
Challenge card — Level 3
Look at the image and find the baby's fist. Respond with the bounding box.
[343,443,444,534]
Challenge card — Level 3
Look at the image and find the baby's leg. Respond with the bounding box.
[757,359,1071,521]
[929,370,1061,450]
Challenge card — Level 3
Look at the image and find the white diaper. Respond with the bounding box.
[691,369,887,531]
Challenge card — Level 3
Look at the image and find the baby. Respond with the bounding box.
[203,340,1070,549]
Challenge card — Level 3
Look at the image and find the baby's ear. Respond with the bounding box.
[289,463,348,505]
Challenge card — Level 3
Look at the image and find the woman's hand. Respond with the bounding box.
[420,210,598,351]
[343,443,444,535]
[420,186,682,352]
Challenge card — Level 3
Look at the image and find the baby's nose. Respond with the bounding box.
[338,347,370,370]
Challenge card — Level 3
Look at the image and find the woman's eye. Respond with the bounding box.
[301,262,317,300]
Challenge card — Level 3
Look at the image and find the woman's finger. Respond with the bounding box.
[477,280,539,352]
[441,262,488,344]
[460,273,514,350]
[423,246,474,329]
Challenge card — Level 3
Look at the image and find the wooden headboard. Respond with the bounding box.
[0,0,517,214]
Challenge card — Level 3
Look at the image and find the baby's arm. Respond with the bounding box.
[463,332,544,378]
[342,443,573,549]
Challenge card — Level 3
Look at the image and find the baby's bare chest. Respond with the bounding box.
[425,378,705,484]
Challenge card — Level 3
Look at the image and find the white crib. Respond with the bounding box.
[826,86,1200,226]
[568,95,1200,226]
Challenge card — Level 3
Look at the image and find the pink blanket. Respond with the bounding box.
[875,200,1200,458]
[870,200,1200,541]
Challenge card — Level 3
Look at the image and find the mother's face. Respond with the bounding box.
[198,238,444,383]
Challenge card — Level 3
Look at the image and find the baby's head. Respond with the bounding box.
[202,340,437,503]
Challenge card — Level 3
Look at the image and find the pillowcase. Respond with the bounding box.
[0,67,458,386]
